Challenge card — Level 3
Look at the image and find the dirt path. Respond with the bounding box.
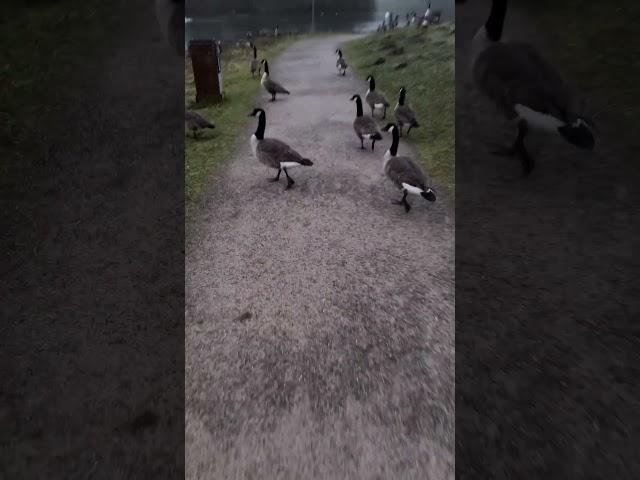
[456,2,639,478]
[186,35,454,478]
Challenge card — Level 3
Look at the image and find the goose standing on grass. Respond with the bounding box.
[260,59,290,101]
[185,110,214,138]
[365,75,390,119]
[249,108,313,189]
[394,86,419,136]
[336,49,348,76]
[250,44,261,77]
[351,94,382,150]
[471,0,595,175]
[382,123,436,213]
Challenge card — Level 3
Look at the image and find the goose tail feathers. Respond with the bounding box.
[299,158,313,166]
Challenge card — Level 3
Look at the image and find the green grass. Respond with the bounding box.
[342,24,455,197]
[521,0,640,138]
[185,35,301,203]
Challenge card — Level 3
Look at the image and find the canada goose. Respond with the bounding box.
[336,49,348,76]
[185,110,215,138]
[351,94,383,151]
[250,44,260,77]
[365,75,390,119]
[471,0,595,175]
[394,87,419,136]
[155,0,185,56]
[260,60,290,101]
[382,123,436,212]
[424,2,442,24]
[248,108,313,189]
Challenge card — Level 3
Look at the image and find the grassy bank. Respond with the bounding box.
[342,24,455,197]
[185,35,301,203]
[522,0,640,145]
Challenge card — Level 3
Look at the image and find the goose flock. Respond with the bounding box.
[172,0,595,215]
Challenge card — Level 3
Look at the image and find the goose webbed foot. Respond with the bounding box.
[490,120,535,175]
[391,190,411,213]
[283,168,295,190]
[269,169,281,182]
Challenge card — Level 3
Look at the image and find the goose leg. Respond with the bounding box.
[360,138,365,150]
[490,120,535,175]
[398,124,403,137]
[383,106,387,119]
[392,190,411,213]
[371,139,376,150]
[270,93,276,101]
[192,129,198,139]
[269,169,281,182]
[283,168,295,189]
[406,125,413,136]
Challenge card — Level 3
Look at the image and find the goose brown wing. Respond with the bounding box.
[258,138,304,166]
[264,78,289,94]
[385,156,427,189]
[473,42,571,121]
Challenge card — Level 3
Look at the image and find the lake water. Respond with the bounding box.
[186,0,454,44]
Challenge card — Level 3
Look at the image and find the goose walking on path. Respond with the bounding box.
[336,49,348,76]
[471,0,595,175]
[394,86,419,136]
[382,123,436,213]
[365,75,390,119]
[260,59,290,101]
[185,110,214,138]
[351,94,382,150]
[249,108,313,189]
[250,44,260,77]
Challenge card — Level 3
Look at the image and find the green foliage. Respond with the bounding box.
[184,35,300,204]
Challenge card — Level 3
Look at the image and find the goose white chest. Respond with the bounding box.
[250,134,259,156]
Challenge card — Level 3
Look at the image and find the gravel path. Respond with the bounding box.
[186,35,455,479]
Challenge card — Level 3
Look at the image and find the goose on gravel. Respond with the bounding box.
[249,108,313,189]
[260,59,290,101]
[336,49,348,76]
[351,94,382,150]
[394,86,419,136]
[471,0,595,175]
[185,110,214,138]
[365,75,390,119]
[155,0,184,56]
[250,44,261,77]
[382,123,436,213]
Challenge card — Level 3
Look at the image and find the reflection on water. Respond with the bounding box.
[186,0,454,44]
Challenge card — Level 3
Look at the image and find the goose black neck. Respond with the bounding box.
[253,46,257,58]
[485,0,507,41]
[368,77,375,90]
[389,126,399,156]
[254,111,265,139]
[263,61,269,75]
[398,89,406,106]
[354,97,363,117]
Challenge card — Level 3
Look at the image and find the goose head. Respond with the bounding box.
[336,49,343,57]
[248,108,265,117]
[382,122,397,133]
[350,94,361,101]
[471,0,508,63]
[155,0,185,56]
[366,75,375,90]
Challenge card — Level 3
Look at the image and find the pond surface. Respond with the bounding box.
[186,0,454,44]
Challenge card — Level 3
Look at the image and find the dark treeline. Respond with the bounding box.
[187,0,377,16]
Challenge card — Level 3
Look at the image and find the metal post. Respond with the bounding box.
[311,0,315,33]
